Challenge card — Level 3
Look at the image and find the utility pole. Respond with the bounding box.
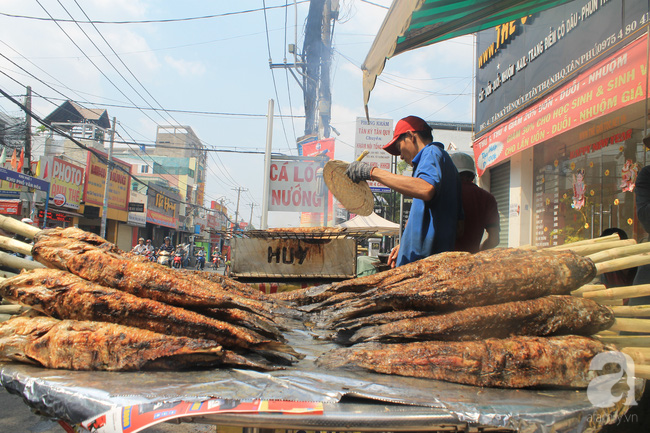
[248,203,257,229]
[100,117,116,240]
[24,86,31,175]
[232,187,247,227]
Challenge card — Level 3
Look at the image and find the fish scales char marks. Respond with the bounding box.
[0,316,225,371]
[184,270,267,300]
[345,296,615,344]
[328,249,596,321]
[319,336,607,388]
[0,269,281,350]
[34,244,277,315]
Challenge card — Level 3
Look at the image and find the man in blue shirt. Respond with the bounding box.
[347,115,462,267]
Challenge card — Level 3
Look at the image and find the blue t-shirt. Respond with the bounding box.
[396,142,461,267]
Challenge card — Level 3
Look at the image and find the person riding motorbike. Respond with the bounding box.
[131,238,148,255]
[172,245,185,269]
[195,247,206,270]
[157,237,174,267]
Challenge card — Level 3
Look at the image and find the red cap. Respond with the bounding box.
[383,116,432,156]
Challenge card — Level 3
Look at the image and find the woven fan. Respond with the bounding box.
[323,150,374,216]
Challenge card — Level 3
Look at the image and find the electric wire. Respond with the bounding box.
[0,2,309,25]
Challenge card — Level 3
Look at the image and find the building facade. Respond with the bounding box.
[473,0,650,247]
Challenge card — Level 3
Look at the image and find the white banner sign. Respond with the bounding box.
[269,159,324,212]
[354,117,393,192]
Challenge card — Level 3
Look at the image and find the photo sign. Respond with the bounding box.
[354,117,392,192]
[268,158,325,212]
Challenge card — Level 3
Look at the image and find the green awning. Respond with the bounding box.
[362,0,574,113]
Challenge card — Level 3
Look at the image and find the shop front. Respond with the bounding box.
[473,0,650,247]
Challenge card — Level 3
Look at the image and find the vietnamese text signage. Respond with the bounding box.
[354,117,392,193]
[268,159,325,212]
[475,0,645,135]
[474,35,647,175]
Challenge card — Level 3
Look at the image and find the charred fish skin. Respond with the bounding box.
[318,335,607,388]
[344,296,615,345]
[0,316,226,371]
[0,269,284,351]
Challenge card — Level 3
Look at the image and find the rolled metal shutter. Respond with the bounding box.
[489,161,510,248]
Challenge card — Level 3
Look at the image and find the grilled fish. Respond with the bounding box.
[325,248,597,324]
[318,335,609,388]
[0,269,290,353]
[273,251,469,306]
[0,316,226,371]
[32,228,282,317]
[341,296,615,344]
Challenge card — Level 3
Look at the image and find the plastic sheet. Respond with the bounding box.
[0,321,644,432]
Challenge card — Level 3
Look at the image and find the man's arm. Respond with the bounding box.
[370,168,435,201]
[480,225,500,251]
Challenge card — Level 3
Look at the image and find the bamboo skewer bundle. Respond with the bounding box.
[556,239,636,257]
[587,241,650,263]
[546,233,620,250]
[622,347,650,364]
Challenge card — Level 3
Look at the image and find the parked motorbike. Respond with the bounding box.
[157,251,172,267]
[172,252,183,269]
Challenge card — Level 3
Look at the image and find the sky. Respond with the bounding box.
[0,0,474,227]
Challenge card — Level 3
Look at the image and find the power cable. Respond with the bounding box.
[0,2,309,24]
[262,0,294,152]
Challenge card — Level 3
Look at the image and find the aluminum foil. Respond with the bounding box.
[0,319,644,432]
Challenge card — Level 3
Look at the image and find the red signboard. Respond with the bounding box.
[0,200,20,215]
[473,36,647,176]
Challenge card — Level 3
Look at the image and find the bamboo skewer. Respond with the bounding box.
[546,234,620,251]
[634,364,650,380]
[0,214,40,239]
[594,335,650,348]
[595,253,650,275]
[611,305,650,317]
[609,318,650,333]
[557,239,636,257]
[0,251,44,271]
[621,347,650,364]
[0,235,32,257]
[583,284,650,301]
[587,241,650,263]
[571,284,606,296]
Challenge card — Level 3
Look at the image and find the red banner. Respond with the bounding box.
[473,37,648,176]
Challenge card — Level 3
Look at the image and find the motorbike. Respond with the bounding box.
[212,255,220,269]
[157,250,172,267]
[145,250,156,262]
[195,254,206,271]
[172,252,183,269]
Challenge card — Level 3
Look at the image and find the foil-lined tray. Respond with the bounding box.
[0,318,644,432]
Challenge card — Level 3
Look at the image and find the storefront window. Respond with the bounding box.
[534,124,645,246]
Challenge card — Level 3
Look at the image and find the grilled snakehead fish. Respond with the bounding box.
[318,335,610,388]
[31,228,289,318]
[0,316,227,371]
[325,248,597,324]
[339,295,615,344]
[0,270,292,360]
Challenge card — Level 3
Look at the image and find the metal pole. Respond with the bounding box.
[100,117,116,239]
[261,99,274,229]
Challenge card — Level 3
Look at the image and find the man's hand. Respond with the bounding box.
[387,244,400,268]
[345,161,373,183]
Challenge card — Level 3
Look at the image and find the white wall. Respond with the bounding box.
[507,148,534,247]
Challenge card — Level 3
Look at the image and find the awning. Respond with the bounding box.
[338,212,400,236]
[362,0,574,113]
